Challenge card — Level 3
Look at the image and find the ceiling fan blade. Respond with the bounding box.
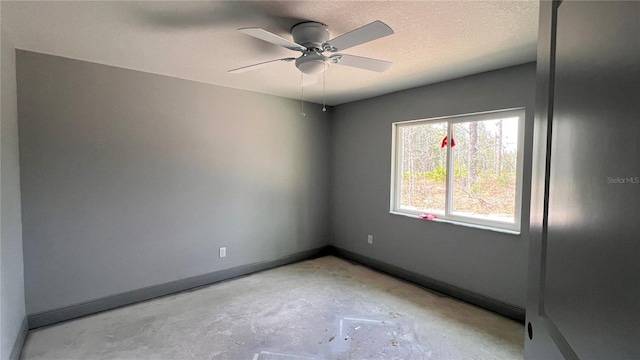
[228,58,295,74]
[238,28,306,52]
[301,73,318,87]
[327,20,394,52]
[330,54,392,72]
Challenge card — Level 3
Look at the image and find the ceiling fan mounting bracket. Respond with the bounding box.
[291,21,330,50]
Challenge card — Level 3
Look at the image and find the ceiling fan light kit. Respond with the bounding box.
[295,52,328,75]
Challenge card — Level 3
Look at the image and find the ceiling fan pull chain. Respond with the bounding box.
[322,69,327,112]
[301,72,305,117]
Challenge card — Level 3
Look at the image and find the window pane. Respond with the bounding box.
[398,122,447,213]
[451,117,519,222]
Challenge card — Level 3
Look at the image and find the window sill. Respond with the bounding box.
[389,211,521,235]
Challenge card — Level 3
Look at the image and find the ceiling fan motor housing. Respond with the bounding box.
[291,22,330,49]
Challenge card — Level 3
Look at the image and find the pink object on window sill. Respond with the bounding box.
[418,213,437,220]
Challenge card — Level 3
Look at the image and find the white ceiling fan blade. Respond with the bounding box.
[228,58,295,74]
[302,73,318,87]
[330,54,392,72]
[327,20,394,52]
[238,28,307,52]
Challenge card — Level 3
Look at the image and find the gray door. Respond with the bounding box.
[526,1,639,359]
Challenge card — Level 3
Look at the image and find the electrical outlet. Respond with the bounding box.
[219,247,226,258]
[367,235,373,244]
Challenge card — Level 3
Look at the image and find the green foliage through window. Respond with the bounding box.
[392,109,524,231]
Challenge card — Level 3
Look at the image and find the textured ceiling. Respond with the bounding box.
[2,1,539,106]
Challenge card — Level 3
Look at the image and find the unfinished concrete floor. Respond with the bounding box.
[21,256,524,359]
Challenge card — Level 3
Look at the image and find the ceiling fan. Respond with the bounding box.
[228,20,394,82]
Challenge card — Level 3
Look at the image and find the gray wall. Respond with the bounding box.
[330,63,536,308]
[1,18,27,360]
[17,51,331,315]
[15,48,533,322]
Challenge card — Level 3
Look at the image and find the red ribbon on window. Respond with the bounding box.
[441,136,455,148]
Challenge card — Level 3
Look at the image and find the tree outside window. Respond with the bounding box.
[391,109,525,232]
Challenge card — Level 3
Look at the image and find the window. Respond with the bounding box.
[391,108,525,232]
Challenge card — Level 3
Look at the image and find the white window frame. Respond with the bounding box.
[390,108,525,233]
